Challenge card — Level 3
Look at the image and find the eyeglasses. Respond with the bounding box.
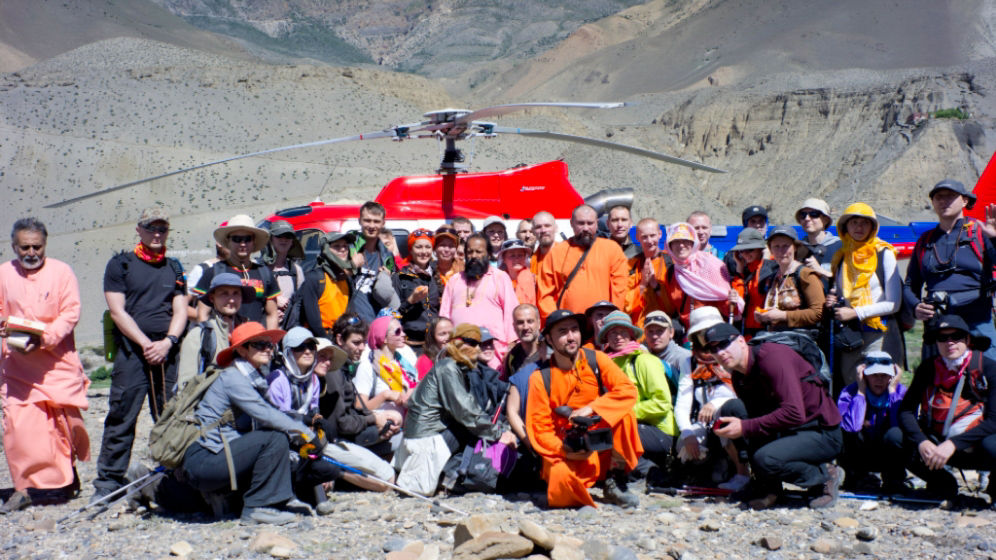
[274,233,296,240]
[229,235,254,244]
[392,327,403,336]
[863,356,893,366]
[292,342,318,353]
[411,230,434,239]
[935,332,967,343]
[797,210,824,220]
[703,337,736,355]
[141,224,169,234]
[245,340,275,351]
[459,337,480,347]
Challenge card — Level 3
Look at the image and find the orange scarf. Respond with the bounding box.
[134,242,165,264]
[690,363,733,389]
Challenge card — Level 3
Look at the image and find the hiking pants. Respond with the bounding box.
[637,423,673,471]
[839,427,905,485]
[886,431,996,497]
[95,334,178,490]
[183,431,294,509]
[719,399,843,490]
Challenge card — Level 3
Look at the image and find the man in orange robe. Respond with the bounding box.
[526,310,642,508]
[625,218,672,328]
[537,205,627,321]
[529,211,558,275]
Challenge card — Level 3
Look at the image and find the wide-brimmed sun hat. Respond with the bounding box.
[217,322,286,367]
[215,215,270,248]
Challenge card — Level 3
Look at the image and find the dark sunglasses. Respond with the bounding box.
[797,210,824,220]
[392,327,404,336]
[458,337,480,347]
[292,342,318,353]
[245,340,275,351]
[344,316,362,326]
[436,226,458,236]
[411,230,434,239]
[935,332,968,343]
[274,233,297,240]
[229,234,254,244]
[863,356,893,366]
[141,224,169,234]
[703,337,736,355]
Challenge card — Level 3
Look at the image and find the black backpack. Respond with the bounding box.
[747,330,831,388]
[537,347,604,397]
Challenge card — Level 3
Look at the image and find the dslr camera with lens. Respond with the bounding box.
[553,406,613,453]
[924,291,950,315]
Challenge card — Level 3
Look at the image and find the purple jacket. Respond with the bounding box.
[837,382,907,440]
[266,369,320,415]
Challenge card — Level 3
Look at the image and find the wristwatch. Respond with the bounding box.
[166,335,179,346]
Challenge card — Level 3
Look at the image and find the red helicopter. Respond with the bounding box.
[46,102,725,257]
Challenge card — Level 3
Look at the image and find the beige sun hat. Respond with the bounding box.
[214,215,270,248]
[796,198,832,229]
[686,307,725,340]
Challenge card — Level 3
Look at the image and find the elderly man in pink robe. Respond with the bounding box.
[0,218,90,513]
[439,234,519,363]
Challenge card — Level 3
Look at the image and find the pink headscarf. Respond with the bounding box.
[368,316,393,350]
[665,222,741,312]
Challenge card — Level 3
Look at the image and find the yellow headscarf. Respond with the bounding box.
[831,203,896,332]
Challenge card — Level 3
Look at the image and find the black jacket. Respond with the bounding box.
[392,264,441,343]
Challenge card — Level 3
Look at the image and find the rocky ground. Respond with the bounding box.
[1,385,995,560]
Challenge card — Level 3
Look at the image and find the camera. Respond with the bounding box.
[924,291,950,315]
[553,406,614,453]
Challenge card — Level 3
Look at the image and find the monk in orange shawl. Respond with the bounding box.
[529,211,558,276]
[625,218,671,328]
[526,310,642,508]
[537,206,627,322]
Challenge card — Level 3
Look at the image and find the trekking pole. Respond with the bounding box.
[315,455,469,516]
[729,302,736,325]
[85,470,167,521]
[146,367,160,422]
[56,467,166,524]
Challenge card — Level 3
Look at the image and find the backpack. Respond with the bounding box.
[149,366,238,490]
[922,350,989,438]
[834,249,915,332]
[538,347,604,397]
[747,330,831,388]
[103,252,185,362]
[913,218,995,304]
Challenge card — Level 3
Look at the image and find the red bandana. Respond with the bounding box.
[134,242,165,264]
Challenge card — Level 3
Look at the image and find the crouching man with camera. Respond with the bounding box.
[704,322,844,510]
[526,309,644,508]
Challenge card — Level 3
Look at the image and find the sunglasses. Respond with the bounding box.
[935,332,967,343]
[411,230,434,239]
[703,337,736,355]
[797,210,824,220]
[863,356,893,366]
[436,227,458,236]
[459,337,481,347]
[229,235,254,244]
[274,233,296,240]
[245,340,275,351]
[344,316,362,326]
[392,327,404,336]
[292,342,318,353]
[141,224,169,234]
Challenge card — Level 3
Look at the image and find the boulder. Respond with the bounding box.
[453,514,503,549]
[249,532,297,554]
[452,532,534,560]
[550,544,584,560]
[519,519,556,550]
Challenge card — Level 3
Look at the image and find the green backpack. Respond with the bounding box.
[148,366,238,490]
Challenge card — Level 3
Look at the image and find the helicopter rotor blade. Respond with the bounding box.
[489,126,726,173]
[455,102,634,125]
[44,128,420,209]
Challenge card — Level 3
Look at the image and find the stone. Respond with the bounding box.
[249,532,298,554]
[656,512,677,524]
[679,553,698,560]
[667,543,689,559]
[856,527,879,541]
[386,552,418,560]
[611,546,638,560]
[852,542,874,555]
[268,546,293,559]
[402,541,425,556]
[820,521,834,532]
[108,518,137,531]
[859,502,878,511]
[556,536,585,549]
[759,536,782,551]
[169,541,193,557]
[31,519,56,532]
[834,517,860,528]
[550,544,585,560]
[956,516,992,528]
[912,527,936,538]
[810,538,837,554]
[453,515,502,549]
[519,519,556,550]
[636,537,657,551]
[384,537,409,552]
[452,532,534,560]
[417,544,440,560]
[700,521,720,532]
[581,539,613,560]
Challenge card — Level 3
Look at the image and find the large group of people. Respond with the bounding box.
[2,178,996,523]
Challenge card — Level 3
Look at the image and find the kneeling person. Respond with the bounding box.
[526,310,643,508]
[705,323,844,509]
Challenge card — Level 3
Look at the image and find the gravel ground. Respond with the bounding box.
[1,387,995,560]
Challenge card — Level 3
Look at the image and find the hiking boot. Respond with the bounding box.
[240,506,298,525]
[602,471,639,509]
[282,498,315,517]
[125,463,161,509]
[809,464,842,509]
[718,474,751,492]
[89,486,117,506]
[0,491,31,514]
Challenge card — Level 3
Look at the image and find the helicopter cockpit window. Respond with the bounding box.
[386,229,410,260]
[297,229,324,272]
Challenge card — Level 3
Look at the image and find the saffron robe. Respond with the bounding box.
[537,238,627,322]
[624,253,670,328]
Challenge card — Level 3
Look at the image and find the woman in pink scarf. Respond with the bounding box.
[661,222,740,329]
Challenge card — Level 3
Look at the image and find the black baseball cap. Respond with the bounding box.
[543,309,588,337]
[700,323,740,345]
[742,206,768,226]
[924,314,990,350]
[584,300,618,317]
[929,179,977,210]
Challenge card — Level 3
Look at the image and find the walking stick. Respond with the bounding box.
[85,470,167,521]
[315,455,469,516]
[146,366,160,422]
[57,468,166,524]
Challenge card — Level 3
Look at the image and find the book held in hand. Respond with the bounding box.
[7,317,46,336]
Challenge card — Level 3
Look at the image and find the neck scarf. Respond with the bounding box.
[134,242,165,263]
[690,362,733,387]
[664,223,741,312]
[607,341,643,359]
[935,350,971,389]
[832,232,895,332]
[316,237,355,282]
[233,357,270,395]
